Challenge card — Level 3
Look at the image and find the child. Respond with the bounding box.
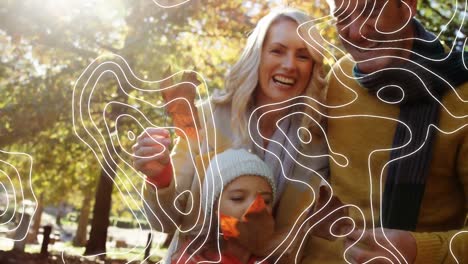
[170,148,276,264]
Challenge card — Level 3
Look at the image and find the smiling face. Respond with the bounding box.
[256,17,314,106]
[219,175,273,219]
[333,0,417,73]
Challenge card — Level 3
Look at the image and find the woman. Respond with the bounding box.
[133,7,329,263]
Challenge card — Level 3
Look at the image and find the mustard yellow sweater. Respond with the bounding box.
[302,55,468,264]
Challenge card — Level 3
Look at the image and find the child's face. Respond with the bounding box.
[219,175,273,219]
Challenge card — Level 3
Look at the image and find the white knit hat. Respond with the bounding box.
[201,148,276,218]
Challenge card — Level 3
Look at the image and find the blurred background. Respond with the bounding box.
[0,0,465,263]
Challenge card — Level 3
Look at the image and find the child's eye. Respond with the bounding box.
[230,196,244,202]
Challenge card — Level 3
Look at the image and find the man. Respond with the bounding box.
[304,0,468,263]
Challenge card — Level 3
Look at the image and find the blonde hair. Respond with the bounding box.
[212,7,326,146]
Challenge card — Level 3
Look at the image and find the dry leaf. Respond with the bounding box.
[220,213,240,240]
[242,194,267,220]
[160,68,201,139]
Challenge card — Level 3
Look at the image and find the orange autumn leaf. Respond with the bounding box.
[243,194,267,218]
[220,213,240,240]
[160,69,201,140]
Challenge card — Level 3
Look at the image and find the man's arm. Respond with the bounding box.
[411,128,468,264]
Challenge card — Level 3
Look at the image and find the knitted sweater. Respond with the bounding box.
[303,55,468,264]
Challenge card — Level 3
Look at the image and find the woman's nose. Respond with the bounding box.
[281,54,296,71]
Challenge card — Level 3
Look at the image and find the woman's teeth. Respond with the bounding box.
[273,76,295,86]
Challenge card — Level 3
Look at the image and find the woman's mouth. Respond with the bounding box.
[272,75,296,87]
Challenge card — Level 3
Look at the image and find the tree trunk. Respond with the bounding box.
[84,150,119,256]
[73,192,92,247]
[26,193,44,243]
[83,0,143,256]
[13,213,31,252]
[83,67,129,256]
[55,202,63,226]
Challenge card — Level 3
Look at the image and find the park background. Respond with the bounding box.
[0,0,466,263]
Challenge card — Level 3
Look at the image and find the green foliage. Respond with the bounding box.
[418,0,467,50]
[0,0,465,253]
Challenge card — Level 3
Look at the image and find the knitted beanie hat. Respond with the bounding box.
[201,148,276,218]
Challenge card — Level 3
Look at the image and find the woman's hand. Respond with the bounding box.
[132,128,172,181]
[345,228,417,264]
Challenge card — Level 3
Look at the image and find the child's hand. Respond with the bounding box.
[219,195,275,255]
[246,213,308,259]
[236,194,275,254]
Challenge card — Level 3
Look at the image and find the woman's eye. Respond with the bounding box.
[270,49,282,54]
[298,54,310,60]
